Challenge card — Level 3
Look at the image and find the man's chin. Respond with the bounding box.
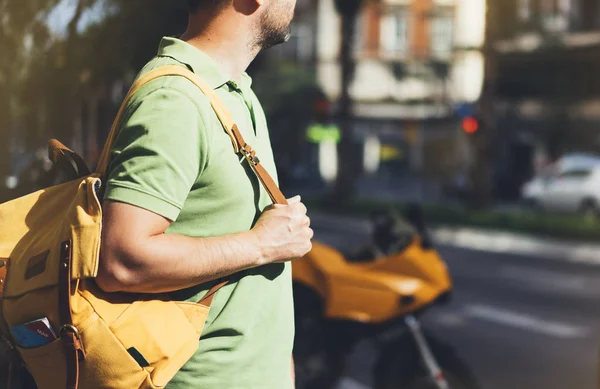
[262,35,291,50]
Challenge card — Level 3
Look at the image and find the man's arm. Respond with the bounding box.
[96,85,312,294]
[97,196,312,294]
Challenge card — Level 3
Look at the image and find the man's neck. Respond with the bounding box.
[180,13,260,83]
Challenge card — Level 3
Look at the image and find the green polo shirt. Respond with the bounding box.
[104,37,294,389]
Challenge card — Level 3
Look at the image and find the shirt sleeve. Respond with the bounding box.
[103,87,206,221]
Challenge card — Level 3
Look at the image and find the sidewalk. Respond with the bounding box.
[433,225,600,265]
[309,212,600,266]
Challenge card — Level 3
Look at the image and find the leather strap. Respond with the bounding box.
[95,65,241,176]
[230,124,288,205]
[58,241,85,389]
[0,258,15,389]
[198,280,229,307]
[6,355,16,389]
[0,258,8,300]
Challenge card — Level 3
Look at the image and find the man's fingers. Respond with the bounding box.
[302,216,311,227]
[287,195,301,205]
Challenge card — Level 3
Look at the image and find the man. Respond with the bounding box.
[96,0,311,388]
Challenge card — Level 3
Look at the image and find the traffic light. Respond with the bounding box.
[314,98,330,115]
[461,116,480,135]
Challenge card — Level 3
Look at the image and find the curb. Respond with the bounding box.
[433,226,600,266]
[309,212,600,266]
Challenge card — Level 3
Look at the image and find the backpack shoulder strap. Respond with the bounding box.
[95,65,287,205]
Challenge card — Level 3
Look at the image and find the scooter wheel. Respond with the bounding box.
[373,330,480,389]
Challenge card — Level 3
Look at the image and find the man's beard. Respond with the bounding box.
[255,7,293,50]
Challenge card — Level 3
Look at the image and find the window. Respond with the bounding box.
[430,16,453,57]
[353,12,365,54]
[558,0,572,15]
[518,0,532,21]
[572,0,600,31]
[540,0,570,32]
[560,169,592,179]
[380,11,410,57]
[558,0,573,29]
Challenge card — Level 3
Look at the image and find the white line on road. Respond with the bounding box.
[336,378,372,389]
[465,304,591,339]
[429,311,468,327]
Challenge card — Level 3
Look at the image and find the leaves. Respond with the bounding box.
[251,58,324,186]
[0,0,323,197]
[0,0,188,188]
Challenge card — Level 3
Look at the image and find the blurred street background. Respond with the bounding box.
[2,0,600,388]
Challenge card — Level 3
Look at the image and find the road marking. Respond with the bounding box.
[465,304,591,339]
[337,378,372,389]
[430,311,468,327]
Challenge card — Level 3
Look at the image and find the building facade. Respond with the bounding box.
[488,0,600,199]
[314,0,486,181]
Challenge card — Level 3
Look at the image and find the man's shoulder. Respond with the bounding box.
[126,56,213,115]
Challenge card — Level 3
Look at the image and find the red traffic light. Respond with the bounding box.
[314,98,330,114]
[462,117,479,134]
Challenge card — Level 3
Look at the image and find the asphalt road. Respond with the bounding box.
[311,215,600,389]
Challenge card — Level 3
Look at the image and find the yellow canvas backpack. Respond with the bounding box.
[0,65,286,389]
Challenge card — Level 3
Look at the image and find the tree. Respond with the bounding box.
[251,58,325,190]
[332,0,365,203]
[49,0,187,162]
[0,0,90,200]
[470,0,508,207]
[0,0,189,201]
[1,0,321,201]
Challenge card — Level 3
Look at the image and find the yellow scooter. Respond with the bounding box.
[292,207,480,389]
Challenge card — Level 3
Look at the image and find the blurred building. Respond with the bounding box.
[487,0,600,200]
[314,0,486,183]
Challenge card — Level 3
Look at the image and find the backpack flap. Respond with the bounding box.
[0,175,103,309]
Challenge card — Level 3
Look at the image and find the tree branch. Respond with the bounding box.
[67,0,90,41]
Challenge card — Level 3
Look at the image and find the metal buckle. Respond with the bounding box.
[60,324,85,357]
[59,324,81,340]
[242,149,260,165]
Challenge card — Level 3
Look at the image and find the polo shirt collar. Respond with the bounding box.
[157,37,252,91]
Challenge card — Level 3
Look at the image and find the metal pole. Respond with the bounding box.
[404,315,451,389]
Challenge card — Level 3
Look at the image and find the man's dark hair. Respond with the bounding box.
[187,0,202,11]
[188,0,228,12]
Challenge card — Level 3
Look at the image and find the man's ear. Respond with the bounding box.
[234,0,261,15]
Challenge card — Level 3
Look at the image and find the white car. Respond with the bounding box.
[521,154,600,215]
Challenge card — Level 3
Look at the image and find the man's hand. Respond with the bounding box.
[252,196,313,265]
